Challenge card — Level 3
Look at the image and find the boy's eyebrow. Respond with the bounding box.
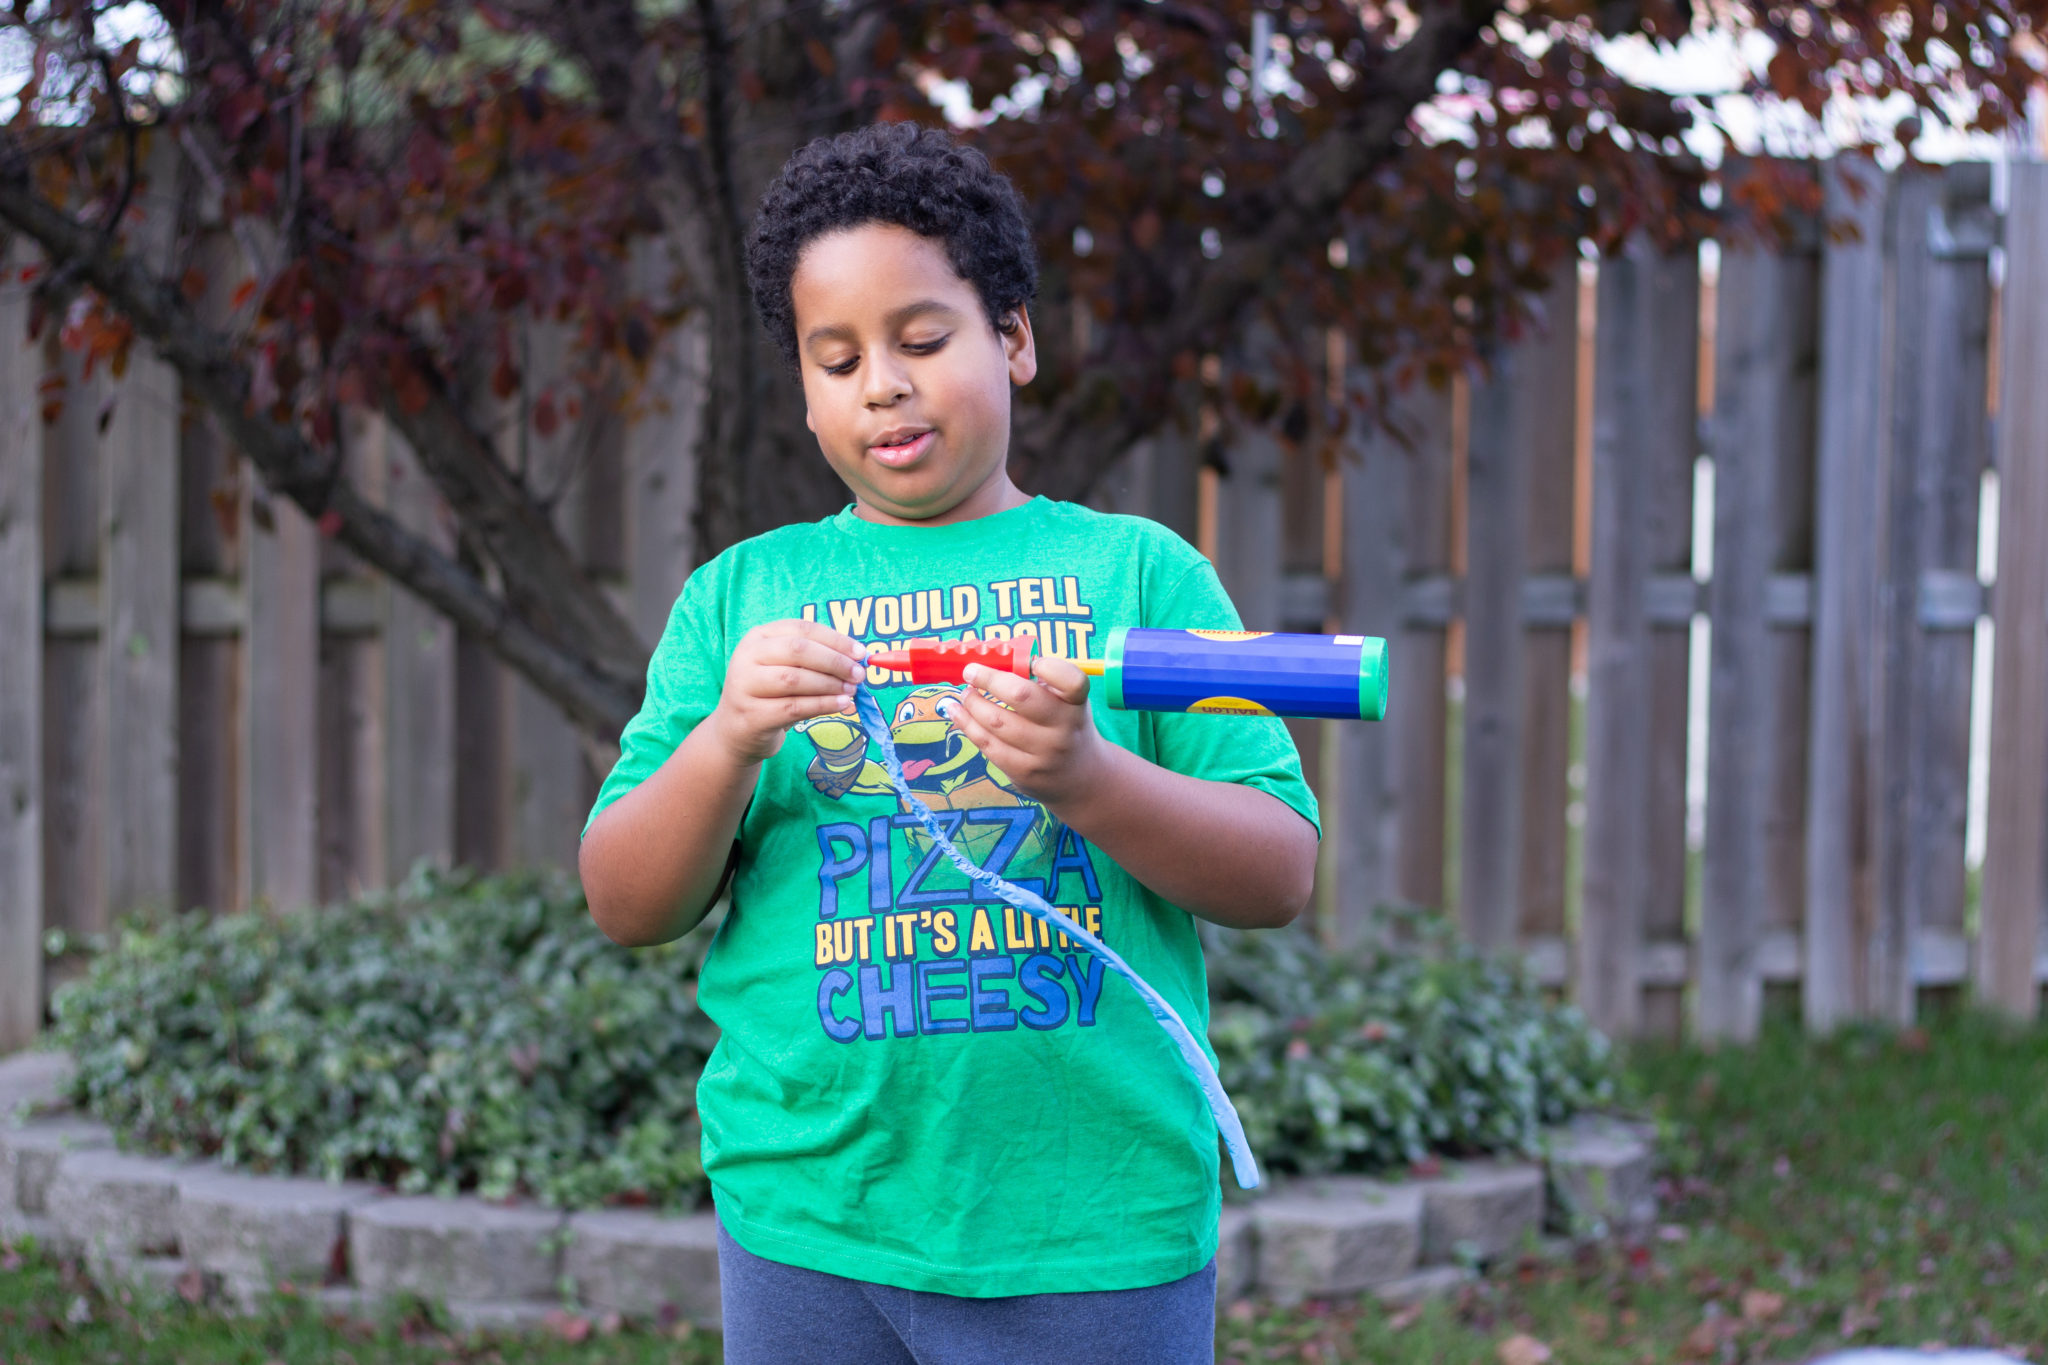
[801,298,963,349]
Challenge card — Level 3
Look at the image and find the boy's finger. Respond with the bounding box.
[785,694,857,726]
[760,618,868,661]
[1028,654,1089,703]
[758,634,867,684]
[961,663,1062,723]
[940,695,1009,761]
[753,661,861,698]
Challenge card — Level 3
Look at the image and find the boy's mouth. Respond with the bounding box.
[868,428,934,468]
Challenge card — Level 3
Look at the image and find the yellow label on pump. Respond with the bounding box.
[1188,696,1277,716]
[1185,630,1272,642]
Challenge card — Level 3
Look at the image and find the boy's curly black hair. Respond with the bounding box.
[745,122,1038,374]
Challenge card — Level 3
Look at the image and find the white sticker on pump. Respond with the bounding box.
[1334,634,1365,645]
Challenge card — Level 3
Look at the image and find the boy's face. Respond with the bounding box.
[791,223,1036,525]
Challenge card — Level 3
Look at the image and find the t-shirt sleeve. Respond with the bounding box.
[584,568,728,836]
[1140,552,1322,837]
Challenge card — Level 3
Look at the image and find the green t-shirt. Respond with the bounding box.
[587,496,1319,1296]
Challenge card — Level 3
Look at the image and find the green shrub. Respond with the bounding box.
[1205,907,1615,1177]
[51,867,718,1210]
[52,877,1612,1208]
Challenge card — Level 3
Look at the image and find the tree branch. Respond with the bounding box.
[373,336,650,691]
[0,144,646,741]
[1010,0,1508,502]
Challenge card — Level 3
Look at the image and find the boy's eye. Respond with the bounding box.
[902,336,948,355]
[821,356,858,376]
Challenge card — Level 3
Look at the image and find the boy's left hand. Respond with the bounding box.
[946,656,1106,808]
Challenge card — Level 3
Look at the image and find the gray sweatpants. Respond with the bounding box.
[716,1221,1217,1365]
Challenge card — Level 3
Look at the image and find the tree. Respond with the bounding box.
[1,0,2040,746]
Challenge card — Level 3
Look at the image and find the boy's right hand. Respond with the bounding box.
[708,620,868,764]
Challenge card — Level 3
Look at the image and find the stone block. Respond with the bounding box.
[1251,1177,1422,1302]
[564,1209,720,1328]
[44,1150,188,1262]
[177,1168,380,1293]
[0,1051,75,1121]
[442,1299,563,1334]
[313,1285,383,1321]
[350,1196,564,1304]
[94,1254,197,1301]
[1417,1160,1545,1265]
[1546,1118,1656,1234]
[1215,1205,1257,1305]
[1,1117,114,1220]
[1373,1263,1476,1307]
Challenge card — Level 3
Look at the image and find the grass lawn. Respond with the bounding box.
[6,1012,2046,1364]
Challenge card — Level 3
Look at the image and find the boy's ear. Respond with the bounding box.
[1003,306,1037,387]
[805,403,816,434]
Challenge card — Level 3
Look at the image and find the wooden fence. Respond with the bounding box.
[2,157,2045,1051]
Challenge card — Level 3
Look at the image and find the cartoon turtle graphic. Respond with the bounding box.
[793,684,1051,865]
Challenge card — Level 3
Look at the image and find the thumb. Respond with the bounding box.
[1029,652,1091,705]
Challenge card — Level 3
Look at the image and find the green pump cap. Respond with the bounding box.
[1359,636,1389,721]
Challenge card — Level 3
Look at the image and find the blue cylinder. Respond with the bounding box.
[1102,629,1388,721]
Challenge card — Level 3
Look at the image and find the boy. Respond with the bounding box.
[579,121,1320,1363]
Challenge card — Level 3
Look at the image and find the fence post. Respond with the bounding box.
[0,239,44,1049]
[1582,239,1699,1038]
[98,141,183,926]
[1977,160,2048,1018]
[1703,162,1823,1040]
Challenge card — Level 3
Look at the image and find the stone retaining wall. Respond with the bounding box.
[1,1050,1655,1326]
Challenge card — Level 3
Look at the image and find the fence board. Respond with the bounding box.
[1582,240,1699,1037]
[1904,165,1993,965]
[1643,260,1702,1041]
[1802,158,1889,1032]
[1461,342,1532,952]
[241,487,321,910]
[0,240,43,1048]
[625,247,703,646]
[176,235,245,916]
[1332,382,1450,941]
[1396,385,1457,912]
[507,320,594,871]
[98,147,183,924]
[312,410,379,898]
[1704,168,1822,1040]
[1865,166,1993,1019]
[1516,278,1581,945]
[1212,427,1286,633]
[373,419,457,878]
[1978,161,2048,1018]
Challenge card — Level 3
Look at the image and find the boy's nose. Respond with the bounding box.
[863,355,911,406]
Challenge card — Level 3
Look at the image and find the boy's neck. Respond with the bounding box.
[850,470,1030,528]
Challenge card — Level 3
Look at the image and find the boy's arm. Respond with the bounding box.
[580,620,867,946]
[947,658,1318,929]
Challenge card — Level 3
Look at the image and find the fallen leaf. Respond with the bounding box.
[1498,1332,1553,1365]
[542,1309,591,1343]
[1741,1288,1785,1321]
[1388,1302,1424,1332]
[1681,1315,1726,1359]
